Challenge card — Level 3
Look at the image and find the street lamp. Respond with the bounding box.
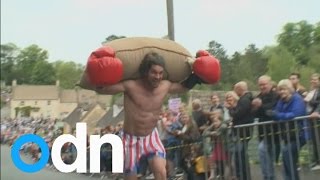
[166,0,175,41]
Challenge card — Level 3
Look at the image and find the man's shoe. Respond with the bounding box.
[311,164,320,171]
[297,166,301,171]
[175,168,184,177]
[145,173,155,180]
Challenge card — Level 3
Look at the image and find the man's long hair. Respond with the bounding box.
[138,52,166,77]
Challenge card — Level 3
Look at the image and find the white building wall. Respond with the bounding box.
[10,99,60,119]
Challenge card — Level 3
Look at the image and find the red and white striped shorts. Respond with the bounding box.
[121,128,166,175]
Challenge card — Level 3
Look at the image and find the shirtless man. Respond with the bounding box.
[94,52,210,180]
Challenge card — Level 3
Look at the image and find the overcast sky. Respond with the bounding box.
[1,0,319,65]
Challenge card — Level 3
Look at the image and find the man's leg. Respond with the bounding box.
[242,141,251,180]
[266,144,275,180]
[234,141,244,180]
[165,141,176,178]
[259,140,276,180]
[122,132,139,180]
[311,121,320,166]
[149,156,167,180]
[124,175,138,180]
[138,155,148,177]
[282,142,299,180]
[274,142,281,164]
[258,141,268,180]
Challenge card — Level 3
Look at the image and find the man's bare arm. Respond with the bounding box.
[95,82,126,95]
[168,82,189,94]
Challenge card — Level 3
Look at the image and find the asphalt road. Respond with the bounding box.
[0,145,121,180]
[2,144,319,180]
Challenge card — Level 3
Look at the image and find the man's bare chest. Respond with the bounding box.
[132,92,166,108]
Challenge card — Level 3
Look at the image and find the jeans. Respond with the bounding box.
[258,140,275,180]
[234,140,251,180]
[310,120,320,164]
[282,141,299,180]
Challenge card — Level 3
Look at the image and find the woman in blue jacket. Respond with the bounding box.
[269,79,307,180]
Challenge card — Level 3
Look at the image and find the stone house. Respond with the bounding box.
[9,80,112,121]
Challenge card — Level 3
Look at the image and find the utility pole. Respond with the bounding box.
[166,0,175,41]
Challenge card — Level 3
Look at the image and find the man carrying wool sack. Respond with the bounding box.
[86,47,220,180]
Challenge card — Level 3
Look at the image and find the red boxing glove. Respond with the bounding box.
[196,50,210,58]
[86,46,123,86]
[193,50,221,84]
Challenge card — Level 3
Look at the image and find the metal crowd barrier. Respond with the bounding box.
[198,116,320,180]
[4,116,319,180]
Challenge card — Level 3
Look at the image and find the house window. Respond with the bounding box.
[20,101,25,106]
[35,101,38,105]
[47,100,51,105]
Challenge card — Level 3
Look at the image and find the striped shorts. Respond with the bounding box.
[121,128,166,175]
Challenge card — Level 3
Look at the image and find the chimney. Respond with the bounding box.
[56,80,60,87]
[12,79,17,87]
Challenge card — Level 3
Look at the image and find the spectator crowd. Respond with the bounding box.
[1,72,320,180]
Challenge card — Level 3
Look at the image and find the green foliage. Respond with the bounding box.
[15,106,40,117]
[232,45,266,84]
[15,107,20,117]
[206,40,228,61]
[0,44,84,88]
[266,46,296,82]
[102,35,126,44]
[194,84,212,91]
[0,97,5,109]
[205,40,234,90]
[53,61,84,89]
[277,21,315,65]
[314,22,320,44]
[16,44,49,84]
[0,43,19,85]
[31,61,56,85]
[243,44,268,80]
[307,43,320,70]
[204,41,268,91]
[179,92,189,103]
[1,21,319,93]
[299,66,316,87]
[111,93,123,105]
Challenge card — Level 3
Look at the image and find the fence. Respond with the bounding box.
[194,116,320,180]
[3,116,319,180]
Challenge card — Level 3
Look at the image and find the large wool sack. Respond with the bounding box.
[79,37,194,90]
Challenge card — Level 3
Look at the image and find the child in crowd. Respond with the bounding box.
[175,112,203,180]
[163,110,184,179]
[203,109,229,180]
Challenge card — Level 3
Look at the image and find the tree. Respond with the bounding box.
[205,40,231,90]
[102,35,126,44]
[16,45,49,84]
[0,43,19,85]
[277,21,314,65]
[298,43,320,86]
[225,44,266,90]
[243,44,268,79]
[307,43,320,70]
[266,46,296,82]
[299,66,316,87]
[54,61,84,89]
[227,51,242,85]
[30,61,56,85]
[314,22,320,44]
[206,40,228,61]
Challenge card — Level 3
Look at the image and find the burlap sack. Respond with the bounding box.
[79,37,194,90]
